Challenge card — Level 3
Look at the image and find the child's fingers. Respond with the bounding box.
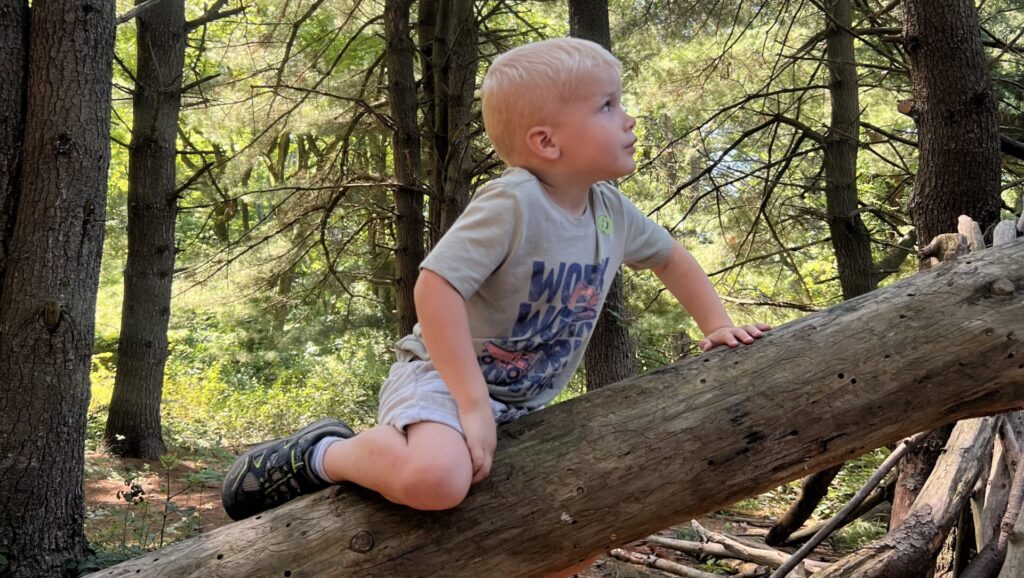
[471,451,492,483]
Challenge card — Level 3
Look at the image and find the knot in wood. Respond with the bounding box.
[349,531,374,553]
[990,278,1015,296]
[54,133,74,156]
[43,301,62,330]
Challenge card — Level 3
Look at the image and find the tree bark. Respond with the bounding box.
[567,0,640,391]
[416,0,439,246]
[998,493,1024,577]
[903,0,1002,245]
[584,273,638,389]
[823,0,874,301]
[104,241,1024,578]
[891,424,955,529]
[568,0,611,50]
[767,0,876,543]
[427,0,447,247]
[0,1,115,575]
[0,0,28,296]
[385,0,424,337]
[961,442,1024,578]
[438,0,477,235]
[783,477,896,546]
[103,0,187,460]
[766,463,843,546]
[891,1,1002,538]
[816,418,996,578]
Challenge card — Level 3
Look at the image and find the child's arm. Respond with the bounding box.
[650,243,770,351]
[414,268,496,483]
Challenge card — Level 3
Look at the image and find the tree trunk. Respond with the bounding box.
[104,241,1024,578]
[0,0,28,295]
[568,0,639,391]
[103,0,187,460]
[766,463,844,546]
[584,273,637,389]
[568,0,610,49]
[891,0,1003,537]
[823,0,873,301]
[416,0,439,246]
[817,418,996,578]
[385,0,424,338]
[903,0,1002,246]
[426,0,447,247]
[438,0,477,235]
[767,1,876,543]
[0,1,115,575]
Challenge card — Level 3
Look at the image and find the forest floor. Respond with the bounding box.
[82,447,848,577]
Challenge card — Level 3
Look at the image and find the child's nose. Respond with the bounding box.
[624,111,636,130]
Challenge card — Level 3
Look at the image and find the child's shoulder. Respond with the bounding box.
[473,167,543,205]
[484,166,539,193]
[589,179,630,212]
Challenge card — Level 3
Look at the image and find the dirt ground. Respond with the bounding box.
[84,450,809,577]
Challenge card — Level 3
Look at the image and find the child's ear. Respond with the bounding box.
[525,126,561,161]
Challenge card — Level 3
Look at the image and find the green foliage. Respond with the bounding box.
[83,2,1022,566]
[698,559,736,574]
[830,519,887,552]
[817,448,889,519]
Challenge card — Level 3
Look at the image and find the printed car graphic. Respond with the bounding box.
[480,341,536,381]
[567,282,599,320]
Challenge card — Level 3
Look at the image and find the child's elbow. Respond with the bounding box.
[413,270,434,309]
[414,269,456,310]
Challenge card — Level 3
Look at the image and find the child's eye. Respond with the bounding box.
[602,100,613,112]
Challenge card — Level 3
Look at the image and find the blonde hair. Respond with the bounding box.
[480,37,621,165]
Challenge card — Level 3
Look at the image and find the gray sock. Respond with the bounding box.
[311,436,343,483]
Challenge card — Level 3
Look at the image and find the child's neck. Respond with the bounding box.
[529,168,593,217]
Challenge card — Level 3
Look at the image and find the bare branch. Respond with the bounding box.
[186,1,247,32]
[117,0,166,25]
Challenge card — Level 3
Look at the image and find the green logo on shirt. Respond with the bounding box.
[597,215,613,235]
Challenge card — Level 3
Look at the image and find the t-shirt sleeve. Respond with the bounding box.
[620,192,676,270]
[420,181,521,299]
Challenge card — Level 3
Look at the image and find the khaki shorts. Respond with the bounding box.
[376,360,531,436]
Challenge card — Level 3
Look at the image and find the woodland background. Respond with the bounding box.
[0,0,1022,576]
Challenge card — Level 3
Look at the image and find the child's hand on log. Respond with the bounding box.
[699,323,771,352]
[459,402,497,484]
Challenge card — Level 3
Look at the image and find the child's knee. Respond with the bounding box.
[396,455,471,510]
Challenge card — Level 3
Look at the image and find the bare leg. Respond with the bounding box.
[323,422,473,510]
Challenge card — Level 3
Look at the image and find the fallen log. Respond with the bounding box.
[103,241,1024,577]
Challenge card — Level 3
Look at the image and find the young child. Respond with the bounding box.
[222,37,768,573]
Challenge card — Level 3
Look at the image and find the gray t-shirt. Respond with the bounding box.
[395,167,676,409]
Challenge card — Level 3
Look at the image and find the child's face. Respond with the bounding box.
[552,68,637,183]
